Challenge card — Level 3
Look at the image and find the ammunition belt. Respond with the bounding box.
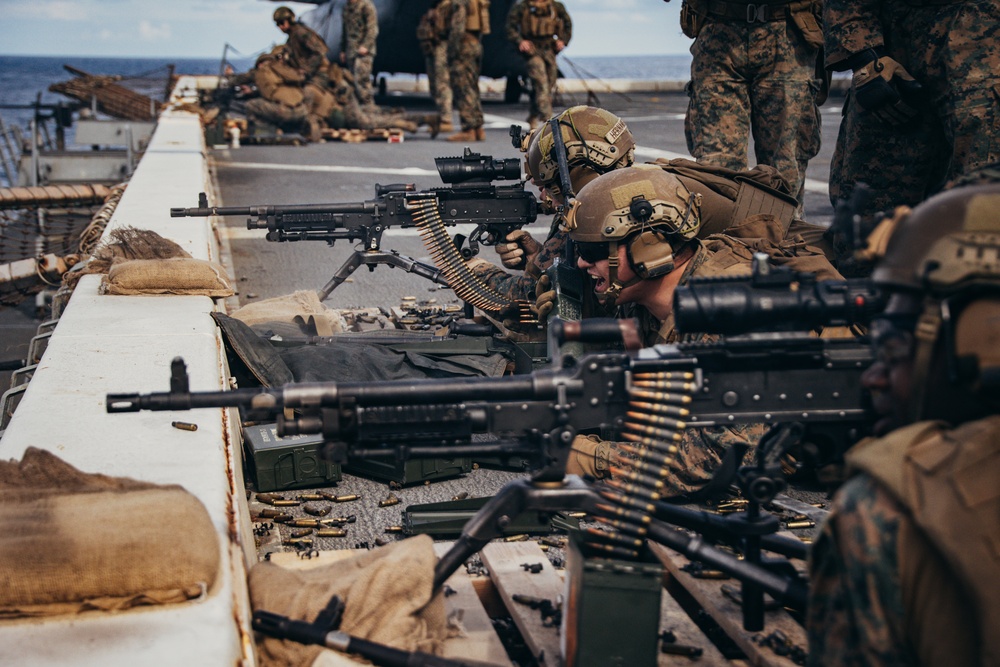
[701,0,794,23]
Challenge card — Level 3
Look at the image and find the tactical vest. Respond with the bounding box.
[253,60,305,108]
[847,417,1000,667]
[465,0,491,34]
[521,0,561,39]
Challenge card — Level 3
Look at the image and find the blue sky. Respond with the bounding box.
[0,0,692,59]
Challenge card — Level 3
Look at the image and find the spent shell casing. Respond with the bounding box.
[290,528,313,538]
[297,494,326,501]
[282,537,313,546]
[286,519,321,528]
[270,513,294,523]
[316,528,347,538]
[271,500,302,507]
[333,495,360,503]
[384,525,403,533]
[451,492,469,501]
[378,494,400,508]
[503,534,528,542]
[661,644,704,658]
[374,536,392,547]
[785,520,816,530]
[171,421,198,431]
[258,508,287,519]
[303,504,331,516]
[255,493,284,504]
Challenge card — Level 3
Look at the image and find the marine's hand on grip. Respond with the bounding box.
[495,229,543,271]
[531,273,557,320]
[851,54,923,126]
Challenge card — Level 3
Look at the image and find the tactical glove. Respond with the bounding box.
[495,229,543,271]
[851,54,923,126]
[531,273,557,320]
[565,434,611,479]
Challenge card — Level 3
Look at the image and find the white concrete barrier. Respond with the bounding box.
[0,77,254,667]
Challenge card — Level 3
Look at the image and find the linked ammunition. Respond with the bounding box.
[290,528,313,538]
[378,494,400,508]
[171,421,198,431]
[333,495,360,503]
[303,504,331,516]
[316,528,347,538]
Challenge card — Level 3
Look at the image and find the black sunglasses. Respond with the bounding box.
[576,242,608,263]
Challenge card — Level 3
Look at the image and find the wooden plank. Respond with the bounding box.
[650,543,808,667]
[433,542,512,666]
[658,591,730,666]
[481,541,564,666]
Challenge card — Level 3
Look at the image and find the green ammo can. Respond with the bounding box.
[563,528,664,667]
[243,423,342,492]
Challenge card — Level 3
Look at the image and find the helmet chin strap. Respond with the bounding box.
[597,240,643,307]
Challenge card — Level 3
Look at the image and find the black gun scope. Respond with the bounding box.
[435,149,521,185]
[674,272,885,335]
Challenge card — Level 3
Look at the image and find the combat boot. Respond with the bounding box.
[475,126,485,141]
[446,127,481,142]
[394,119,419,133]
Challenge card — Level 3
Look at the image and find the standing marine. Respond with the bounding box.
[339,0,379,107]
[273,6,330,87]
[807,180,1000,666]
[677,0,824,207]
[505,0,572,130]
[822,0,1000,224]
[417,0,455,134]
[445,0,491,142]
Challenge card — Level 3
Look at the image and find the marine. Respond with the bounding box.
[445,0,490,142]
[243,46,311,137]
[417,0,455,134]
[273,6,330,87]
[807,180,1000,666]
[505,0,573,129]
[340,0,379,107]
[678,0,824,207]
[823,0,1000,227]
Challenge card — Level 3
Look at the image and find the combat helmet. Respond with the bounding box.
[523,106,636,196]
[273,6,295,23]
[872,182,1000,420]
[564,165,702,303]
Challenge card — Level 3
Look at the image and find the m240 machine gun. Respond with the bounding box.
[171,149,540,313]
[108,305,874,630]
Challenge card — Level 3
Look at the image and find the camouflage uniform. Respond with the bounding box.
[326,63,417,132]
[417,1,454,122]
[245,50,310,131]
[340,0,379,106]
[448,0,486,132]
[681,0,824,205]
[807,417,1000,666]
[506,1,573,125]
[824,0,1000,217]
[285,21,330,86]
[571,240,766,496]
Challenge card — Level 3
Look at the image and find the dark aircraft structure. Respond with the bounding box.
[281,0,529,101]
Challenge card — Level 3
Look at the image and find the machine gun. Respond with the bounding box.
[170,149,540,312]
[108,311,873,629]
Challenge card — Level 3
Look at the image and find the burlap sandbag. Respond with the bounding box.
[66,226,191,287]
[0,447,220,618]
[249,535,449,666]
[230,291,346,337]
[103,257,234,296]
